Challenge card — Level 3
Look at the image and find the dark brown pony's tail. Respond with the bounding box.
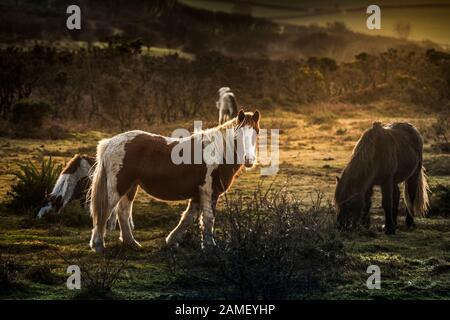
[89,139,110,239]
[404,165,430,217]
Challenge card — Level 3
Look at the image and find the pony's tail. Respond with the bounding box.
[89,139,110,234]
[404,165,430,217]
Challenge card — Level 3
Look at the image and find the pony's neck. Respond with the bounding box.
[340,163,373,197]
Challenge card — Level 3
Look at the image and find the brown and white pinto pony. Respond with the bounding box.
[37,154,95,219]
[89,109,260,253]
[37,154,132,230]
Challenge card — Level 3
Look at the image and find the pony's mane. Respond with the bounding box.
[335,123,384,203]
[61,154,82,174]
[194,118,237,159]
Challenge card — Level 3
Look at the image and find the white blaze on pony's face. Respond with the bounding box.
[242,125,257,167]
[236,109,260,168]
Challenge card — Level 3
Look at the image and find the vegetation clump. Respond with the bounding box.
[6,157,61,214]
[168,188,346,299]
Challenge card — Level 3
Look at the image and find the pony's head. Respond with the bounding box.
[334,175,364,229]
[37,193,64,218]
[235,109,260,168]
[218,87,231,96]
[334,121,386,229]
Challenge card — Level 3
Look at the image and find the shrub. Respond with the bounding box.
[24,263,59,285]
[0,253,26,295]
[11,100,52,129]
[307,110,337,125]
[431,113,450,153]
[54,248,129,300]
[168,187,346,299]
[429,184,450,217]
[6,157,62,214]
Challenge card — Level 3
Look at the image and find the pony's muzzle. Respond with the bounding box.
[37,203,53,219]
[244,155,255,168]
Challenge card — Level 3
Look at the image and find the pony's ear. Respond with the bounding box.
[253,110,260,122]
[237,109,245,123]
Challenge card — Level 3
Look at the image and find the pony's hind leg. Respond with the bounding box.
[392,184,400,228]
[117,185,140,249]
[165,200,200,247]
[90,191,121,253]
[404,172,419,229]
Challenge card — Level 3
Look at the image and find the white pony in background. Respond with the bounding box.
[216,87,238,124]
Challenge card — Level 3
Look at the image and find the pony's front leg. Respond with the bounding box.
[381,181,396,235]
[166,200,200,247]
[361,187,373,229]
[199,194,217,250]
[218,108,224,125]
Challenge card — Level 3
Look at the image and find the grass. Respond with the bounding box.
[0,101,449,299]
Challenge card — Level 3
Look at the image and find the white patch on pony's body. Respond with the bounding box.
[199,165,218,198]
[199,164,218,248]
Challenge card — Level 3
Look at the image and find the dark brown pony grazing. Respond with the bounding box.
[335,122,429,234]
[89,109,260,253]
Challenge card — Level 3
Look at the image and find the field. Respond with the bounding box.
[0,102,449,300]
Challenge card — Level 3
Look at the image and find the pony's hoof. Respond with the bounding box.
[201,239,217,251]
[383,227,396,235]
[165,235,180,248]
[91,244,105,253]
[406,223,416,230]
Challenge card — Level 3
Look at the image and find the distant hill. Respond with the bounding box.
[0,0,445,61]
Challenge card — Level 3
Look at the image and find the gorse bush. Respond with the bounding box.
[54,248,129,300]
[7,157,61,214]
[431,112,450,153]
[11,100,52,129]
[0,252,26,295]
[168,187,346,299]
[429,184,450,217]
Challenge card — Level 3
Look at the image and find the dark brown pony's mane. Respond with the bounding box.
[335,122,390,203]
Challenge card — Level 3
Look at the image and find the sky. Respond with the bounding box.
[182,0,450,47]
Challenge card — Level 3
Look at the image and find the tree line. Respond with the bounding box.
[0,42,449,133]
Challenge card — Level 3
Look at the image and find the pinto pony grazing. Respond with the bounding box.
[335,122,429,234]
[37,154,95,218]
[89,109,260,253]
[216,87,238,125]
